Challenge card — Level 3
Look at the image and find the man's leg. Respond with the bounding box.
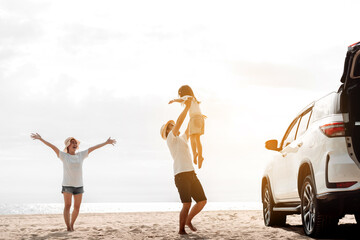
[70,193,83,231]
[179,202,191,235]
[63,192,72,231]
[186,172,207,232]
[186,200,207,231]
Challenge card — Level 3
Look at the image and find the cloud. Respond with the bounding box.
[0,1,45,82]
[58,24,114,53]
[230,61,316,89]
[144,25,176,41]
[230,52,345,91]
[0,0,50,17]
[0,15,42,46]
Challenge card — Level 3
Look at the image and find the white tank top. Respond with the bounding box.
[181,96,202,117]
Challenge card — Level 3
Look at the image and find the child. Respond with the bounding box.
[169,85,206,168]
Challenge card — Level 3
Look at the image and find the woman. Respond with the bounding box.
[30,133,116,231]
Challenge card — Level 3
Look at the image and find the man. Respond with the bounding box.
[160,99,207,235]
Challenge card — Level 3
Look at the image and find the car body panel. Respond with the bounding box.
[263,92,360,208]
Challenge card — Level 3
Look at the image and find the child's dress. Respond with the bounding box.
[181,96,205,136]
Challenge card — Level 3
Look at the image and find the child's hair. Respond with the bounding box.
[178,85,200,103]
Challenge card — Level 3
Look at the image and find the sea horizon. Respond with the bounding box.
[0,201,262,215]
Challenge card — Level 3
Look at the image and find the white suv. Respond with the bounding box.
[262,42,360,237]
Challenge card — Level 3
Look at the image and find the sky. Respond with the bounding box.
[0,0,359,204]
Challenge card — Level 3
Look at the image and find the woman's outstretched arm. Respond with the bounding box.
[168,98,184,104]
[168,96,193,104]
[31,133,60,157]
[88,137,116,155]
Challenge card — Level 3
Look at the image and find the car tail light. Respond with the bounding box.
[320,122,345,137]
[349,41,360,48]
[335,181,357,188]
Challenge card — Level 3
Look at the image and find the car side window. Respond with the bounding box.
[282,117,300,148]
[352,51,360,77]
[296,109,313,138]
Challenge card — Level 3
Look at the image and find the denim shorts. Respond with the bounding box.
[61,186,84,195]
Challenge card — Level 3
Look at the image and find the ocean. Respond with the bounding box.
[0,202,261,215]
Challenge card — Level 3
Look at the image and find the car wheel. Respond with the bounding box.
[301,176,338,237]
[262,183,286,226]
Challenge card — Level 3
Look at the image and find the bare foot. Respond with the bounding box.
[67,227,72,232]
[198,156,204,169]
[178,230,187,235]
[186,222,197,232]
[70,226,74,231]
[193,153,198,165]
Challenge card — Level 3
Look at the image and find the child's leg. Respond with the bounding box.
[195,135,204,169]
[190,135,198,165]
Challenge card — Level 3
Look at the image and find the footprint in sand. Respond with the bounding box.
[130,228,142,233]
[140,225,151,229]
[104,227,117,233]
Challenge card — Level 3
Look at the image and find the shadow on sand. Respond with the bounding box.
[275,223,359,240]
[31,231,71,240]
[177,233,211,240]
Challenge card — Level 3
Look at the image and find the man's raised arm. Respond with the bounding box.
[171,99,191,136]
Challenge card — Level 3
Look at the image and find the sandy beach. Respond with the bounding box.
[0,210,358,240]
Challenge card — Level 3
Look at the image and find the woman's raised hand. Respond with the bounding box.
[31,133,42,140]
[106,137,117,146]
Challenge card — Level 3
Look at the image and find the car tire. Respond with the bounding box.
[300,176,338,237]
[262,183,286,226]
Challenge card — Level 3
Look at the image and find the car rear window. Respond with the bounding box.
[353,53,360,77]
[310,92,340,124]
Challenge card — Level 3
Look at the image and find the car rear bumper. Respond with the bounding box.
[316,189,360,216]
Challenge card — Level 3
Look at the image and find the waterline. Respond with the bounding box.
[0,202,261,215]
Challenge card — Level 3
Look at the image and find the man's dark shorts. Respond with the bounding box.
[174,171,207,203]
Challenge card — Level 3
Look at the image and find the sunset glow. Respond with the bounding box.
[1,0,359,205]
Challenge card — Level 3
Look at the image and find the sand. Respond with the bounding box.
[0,210,358,239]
